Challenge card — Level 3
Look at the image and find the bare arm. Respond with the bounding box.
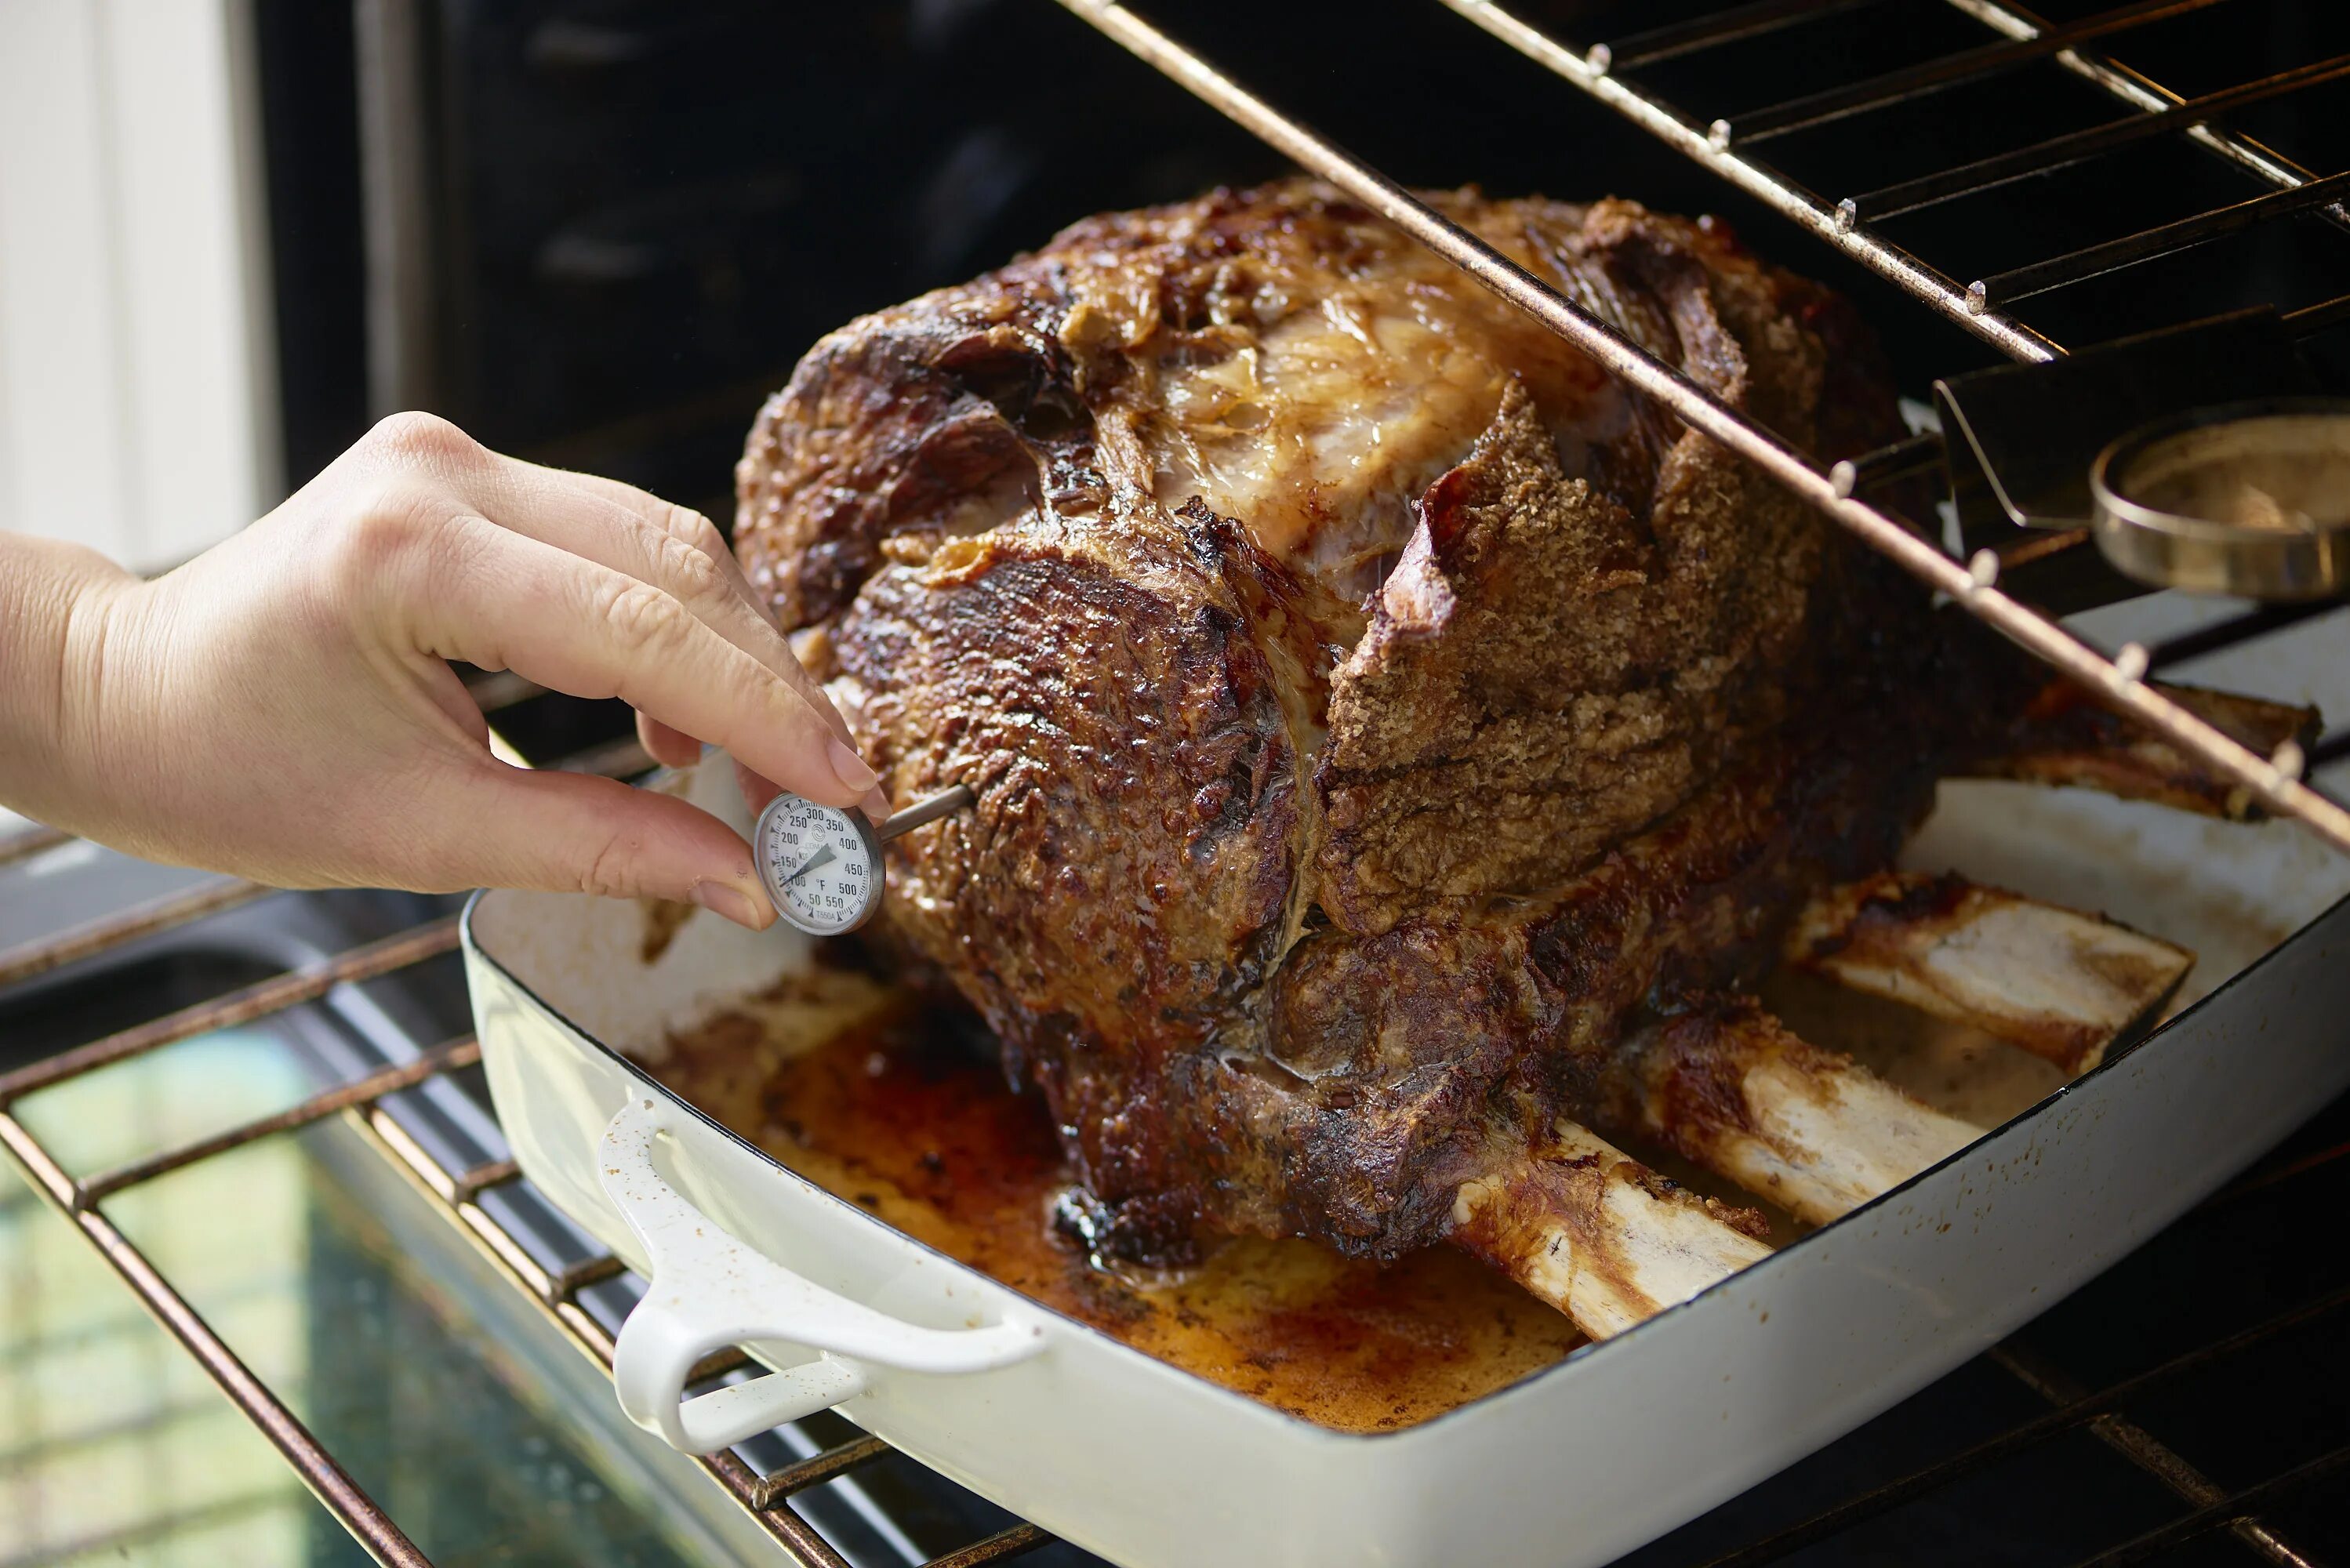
[0,412,885,929]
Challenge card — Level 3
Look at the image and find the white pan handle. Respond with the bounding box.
[597,1095,1045,1454]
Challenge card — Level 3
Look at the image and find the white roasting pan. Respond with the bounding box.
[465,599,2350,1568]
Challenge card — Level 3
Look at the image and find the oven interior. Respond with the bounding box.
[5,0,2350,1563]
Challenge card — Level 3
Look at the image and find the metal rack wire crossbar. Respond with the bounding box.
[1440,0,2350,356]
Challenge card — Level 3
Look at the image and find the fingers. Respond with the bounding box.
[469,452,860,752]
[481,462,892,817]
[360,421,881,808]
[423,758,776,928]
[402,518,878,808]
[544,467,782,626]
[734,758,779,818]
[636,710,704,770]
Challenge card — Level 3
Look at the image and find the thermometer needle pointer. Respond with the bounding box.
[782,845,837,886]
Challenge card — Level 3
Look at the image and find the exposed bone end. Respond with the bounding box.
[1786,871,2192,1074]
[1625,1001,1982,1228]
[1449,1123,1773,1340]
[1972,677,2319,822]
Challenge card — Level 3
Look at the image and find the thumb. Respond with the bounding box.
[420,760,775,928]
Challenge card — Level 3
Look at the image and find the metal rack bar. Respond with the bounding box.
[1971,169,2350,311]
[0,916,461,1106]
[927,1526,1052,1567]
[1989,1343,2319,1568]
[548,1251,628,1298]
[1589,0,1879,72]
[449,1155,521,1203]
[1846,53,2350,222]
[688,1346,758,1386]
[1828,432,1946,496]
[0,877,271,991]
[74,1034,483,1205]
[1717,0,2228,145]
[2283,292,2350,337]
[0,1106,431,1568]
[2149,601,2341,670]
[0,823,71,869]
[5,767,2338,1567]
[1982,524,2095,581]
[6,14,2345,1565]
[1444,0,2350,361]
[1692,1284,2350,1566]
[1437,0,2066,361]
[743,1434,894,1508]
[1945,0,2350,230]
[1056,0,2350,858]
[2202,1134,2350,1211]
[2070,1448,2350,1568]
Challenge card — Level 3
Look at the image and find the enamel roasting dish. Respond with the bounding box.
[466,637,2350,1568]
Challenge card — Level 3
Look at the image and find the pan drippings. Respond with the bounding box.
[654,978,1582,1434]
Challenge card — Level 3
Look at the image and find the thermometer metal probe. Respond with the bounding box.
[753,783,974,936]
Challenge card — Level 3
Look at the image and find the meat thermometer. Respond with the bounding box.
[753,783,973,936]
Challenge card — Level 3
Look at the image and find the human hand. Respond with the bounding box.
[0,412,884,928]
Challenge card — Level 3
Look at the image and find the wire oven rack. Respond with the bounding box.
[1445,0,2350,361]
[0,717,1048,1568]
[5,2,2350,1565]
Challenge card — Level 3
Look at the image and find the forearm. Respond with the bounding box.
[0,531,138,831]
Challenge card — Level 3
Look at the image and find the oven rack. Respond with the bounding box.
[1443,0,2350,362]
[0,720,1047,1568]
[1054,0,2350,857]
[3,645,2347,1567]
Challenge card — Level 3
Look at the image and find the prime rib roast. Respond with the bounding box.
[732,180,2312,1338]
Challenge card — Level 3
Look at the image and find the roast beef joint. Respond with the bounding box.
[732,181,2313,1342]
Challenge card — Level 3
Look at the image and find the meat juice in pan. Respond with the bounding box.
[640,947,2096,1432]
[652,965,1582,1433]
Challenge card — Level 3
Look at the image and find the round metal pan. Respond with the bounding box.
[2090,398,2350,601]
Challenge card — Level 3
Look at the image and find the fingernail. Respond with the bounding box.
[861,786,892,822]
[690,877,768,931]
[826,737,879,795]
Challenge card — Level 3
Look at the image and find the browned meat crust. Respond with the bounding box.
[1317,378,1823,935]
[737,180,1938,1262]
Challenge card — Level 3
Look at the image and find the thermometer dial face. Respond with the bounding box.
[754,793,884,936]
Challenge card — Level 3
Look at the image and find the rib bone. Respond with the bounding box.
[1785,871,2192,1074]
[1622,1001,1981,1227]
[1970,677,2318,821]
[1449,1123,1773,1340]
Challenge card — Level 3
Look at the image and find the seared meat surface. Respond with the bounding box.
[735,180,1946,1263]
